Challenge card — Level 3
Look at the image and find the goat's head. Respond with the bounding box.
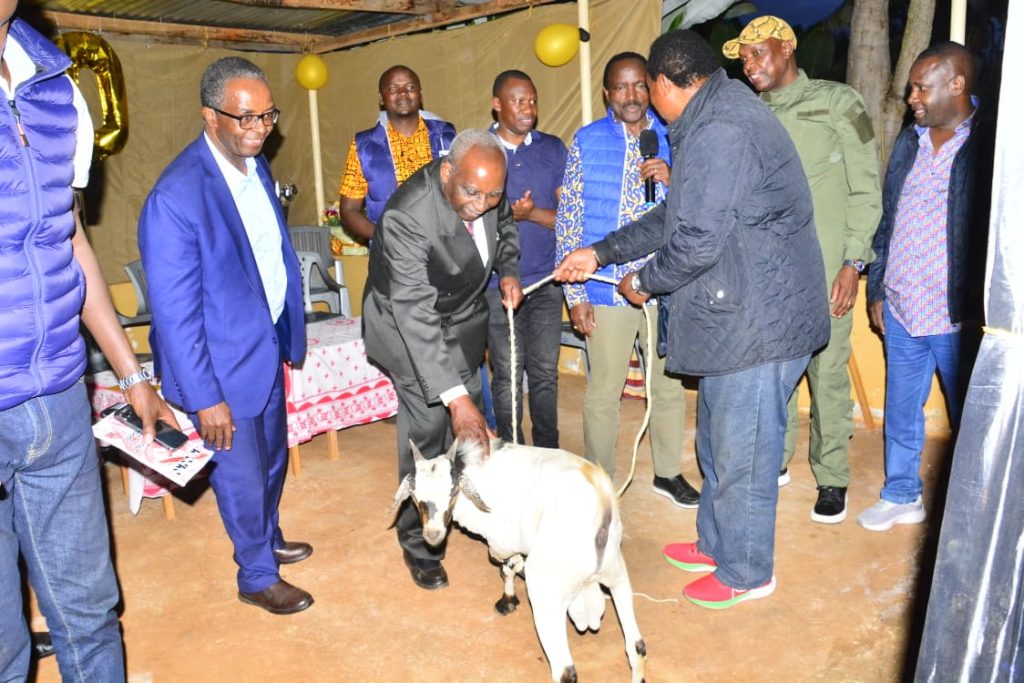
[387,439,491,547]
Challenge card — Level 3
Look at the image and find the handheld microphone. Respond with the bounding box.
[638,129,659,206]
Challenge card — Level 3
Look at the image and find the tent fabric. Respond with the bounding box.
[76,0,661,283]
[915,2,1023,679]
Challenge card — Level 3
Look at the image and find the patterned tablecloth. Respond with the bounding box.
[284,316,397,447]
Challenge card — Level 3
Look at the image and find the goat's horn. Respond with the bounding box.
[446,438,460,461]
[410,440,426,463]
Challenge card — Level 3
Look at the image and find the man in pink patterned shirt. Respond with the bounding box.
[860,42,992,531]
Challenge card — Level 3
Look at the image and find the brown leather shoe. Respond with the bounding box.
[273,541,313,565]
[238,580,314,615]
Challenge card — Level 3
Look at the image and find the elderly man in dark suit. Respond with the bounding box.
[363,129,523,590]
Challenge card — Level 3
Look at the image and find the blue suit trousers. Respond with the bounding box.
[201,365,289,593]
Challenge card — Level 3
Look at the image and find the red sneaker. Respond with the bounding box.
[683,573,776,610]
[663,542,716,572]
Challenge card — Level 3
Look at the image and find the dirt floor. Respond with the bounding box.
[31,373,953,682]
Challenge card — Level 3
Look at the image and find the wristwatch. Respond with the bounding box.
[118,366,154,392]
[630,271,650,297]
[842,258,866,274]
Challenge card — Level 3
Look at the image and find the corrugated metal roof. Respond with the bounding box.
[42,0,392,37]
[34,0,557,52]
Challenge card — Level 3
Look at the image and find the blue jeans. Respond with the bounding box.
[881,302,971,504]
[0,380,123,683]
[485,282,563,447]
[695,356,809,589]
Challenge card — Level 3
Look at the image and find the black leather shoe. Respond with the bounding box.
[31,632,55,659]
[652,474,700,509]
[274,541,313,565]
[238,579,314,615]
[403,550,448,590]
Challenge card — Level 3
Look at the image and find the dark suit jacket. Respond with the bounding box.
[363,157,520,403]
[138,134,306,419]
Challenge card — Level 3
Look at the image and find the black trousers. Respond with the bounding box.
[391,366,483,561]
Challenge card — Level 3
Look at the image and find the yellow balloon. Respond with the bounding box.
[534,24,580,67]
[295,54,328,90]
[55,32,128,162]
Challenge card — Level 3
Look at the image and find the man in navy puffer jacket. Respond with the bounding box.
[0,4,174,681]
[556,30,829,610]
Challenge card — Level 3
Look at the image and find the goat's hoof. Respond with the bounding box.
[494,593,519,615]
[559,664,578,683]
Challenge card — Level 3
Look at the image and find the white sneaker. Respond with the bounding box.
[857,496,926,531]
[778,469,791,487]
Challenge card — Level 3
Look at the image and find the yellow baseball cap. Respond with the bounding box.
[722,15,798,60]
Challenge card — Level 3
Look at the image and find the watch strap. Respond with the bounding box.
[118,367,154,392]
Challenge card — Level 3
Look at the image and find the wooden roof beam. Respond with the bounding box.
[223,0,442,16]
[310,0,559,52]
[41,11,327,50]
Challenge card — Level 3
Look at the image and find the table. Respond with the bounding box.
[284,317,397,473]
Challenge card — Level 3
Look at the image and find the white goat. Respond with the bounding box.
[389,438,646,683]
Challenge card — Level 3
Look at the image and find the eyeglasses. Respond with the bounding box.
[211,107,280,129]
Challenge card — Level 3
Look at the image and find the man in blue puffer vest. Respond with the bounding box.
[337,65,456,241]
[555,52,699,508]
[0,4,174,680]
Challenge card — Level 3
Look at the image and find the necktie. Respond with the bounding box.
[464,220,475,236]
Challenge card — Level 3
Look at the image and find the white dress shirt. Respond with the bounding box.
[204,133,287,323]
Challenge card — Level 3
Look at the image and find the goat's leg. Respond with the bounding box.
[525,567,578,683]
[603,555,646,683]
[494,557,520,615]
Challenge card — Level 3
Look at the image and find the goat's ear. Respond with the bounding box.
[387,474,414,525]
[458,474,491,513]
[446,438,460,462]
[410,440,426,463]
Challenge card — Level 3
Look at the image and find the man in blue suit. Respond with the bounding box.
[139,57,312,615]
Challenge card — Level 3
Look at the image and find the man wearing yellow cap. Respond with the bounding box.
[724,16,882,524]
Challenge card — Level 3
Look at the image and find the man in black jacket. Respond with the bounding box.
[555,30,828,609]
[859,42,991,532]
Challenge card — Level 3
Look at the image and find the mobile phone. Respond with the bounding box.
[100,402,189,451]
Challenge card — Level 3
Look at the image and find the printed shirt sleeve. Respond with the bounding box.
[555,137,587,308]
[338,138,368,198]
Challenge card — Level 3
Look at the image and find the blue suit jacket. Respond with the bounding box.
[138,134,306,419]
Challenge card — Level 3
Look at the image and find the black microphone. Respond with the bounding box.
[638,129,659,206]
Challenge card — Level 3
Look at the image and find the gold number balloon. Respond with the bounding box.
[54,32,128,161]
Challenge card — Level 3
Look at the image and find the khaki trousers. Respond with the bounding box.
[783,311,853,487]
[583,304,686,480]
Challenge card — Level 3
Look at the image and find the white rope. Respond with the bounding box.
[507,273,655,499]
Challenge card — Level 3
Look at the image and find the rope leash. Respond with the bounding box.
[507,273,655,499]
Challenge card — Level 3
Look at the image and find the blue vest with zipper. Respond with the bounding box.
[0,20,83,411]
[354,116,455,223]
[576,110,670,306]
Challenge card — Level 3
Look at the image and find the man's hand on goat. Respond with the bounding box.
[449,395,493,457]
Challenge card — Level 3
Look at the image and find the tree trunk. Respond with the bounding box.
[848,0,937,166]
